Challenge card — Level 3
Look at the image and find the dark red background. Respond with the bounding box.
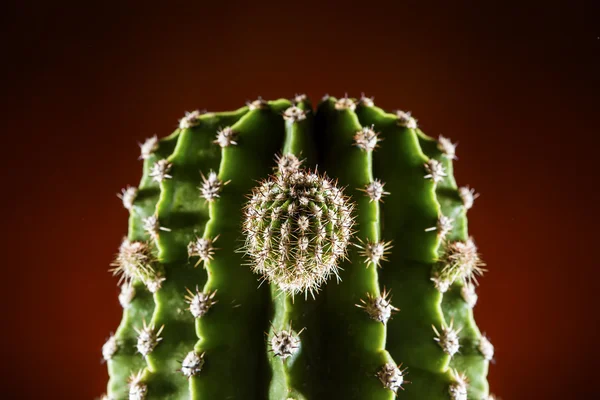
[2,1,598,399]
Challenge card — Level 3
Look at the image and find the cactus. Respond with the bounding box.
[102,94,493,400]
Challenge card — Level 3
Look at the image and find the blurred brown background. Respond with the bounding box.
[1,0,598,398]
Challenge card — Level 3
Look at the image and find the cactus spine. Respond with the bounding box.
[103,95,493,399]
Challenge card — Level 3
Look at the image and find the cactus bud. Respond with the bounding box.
[243,155,354,296]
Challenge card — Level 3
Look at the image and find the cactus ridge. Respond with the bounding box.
[103,95,492,400]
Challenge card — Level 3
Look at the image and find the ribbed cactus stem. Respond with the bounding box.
[104,94,492,400]
[416,124,490,397]
[106,130,179,399]
[316,97,401,398]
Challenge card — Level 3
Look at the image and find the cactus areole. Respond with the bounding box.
[103,95,494,400]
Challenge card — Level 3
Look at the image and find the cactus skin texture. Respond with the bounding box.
[104,95,492,400]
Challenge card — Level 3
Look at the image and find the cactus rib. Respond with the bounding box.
[315,97,399,399]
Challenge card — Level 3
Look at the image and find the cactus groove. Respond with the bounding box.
[104,95,493,400]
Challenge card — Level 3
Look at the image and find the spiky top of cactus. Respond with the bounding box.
[103,95,493,400]
[242,154,354,296]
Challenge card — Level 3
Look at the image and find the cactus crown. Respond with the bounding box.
[103,94,493,400]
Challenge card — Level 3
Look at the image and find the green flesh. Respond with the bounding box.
[105,96,491,400]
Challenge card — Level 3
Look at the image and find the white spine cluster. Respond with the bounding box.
[149,159,173,183]
[247,97,268,110]
[438,135,457,160]
[199,171,228,202]
[139,135,158,160]
[135,321,164,356]
[110,239,158,287]
[119,283,136,307]
[179,110,204,129]
[478,335,495,361]
[435,237,486,288]
[356,238,393,268]
[282,106,307,122]
[118,186,138,210]
[275,153,303,175]
[360,179,389,203]
[460,282,478,308]
[353,126,381,152]
[424,159,447,183]
[433,320,461,357]
[459,186,479,210]
[395,110,418,129]
[269,327,302,359]
[185,287,217,318]
[448,370,469,400]
[145,273,165,293]
[187,236,218,267]
[128,371,147,400]
[359,93,375,107]
[180,351,205,378]
[213,126,238,147]
[243,155,354,296]
[102,334,118,361]
[334,95,356,111]
[356,289,399,324]
[142,214,171,240]
[425,214,454,240]
[431,270,452,293]
[292,93,307,104]
[376,363,407,393]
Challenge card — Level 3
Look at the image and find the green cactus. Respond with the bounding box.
[102,94,493,400]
